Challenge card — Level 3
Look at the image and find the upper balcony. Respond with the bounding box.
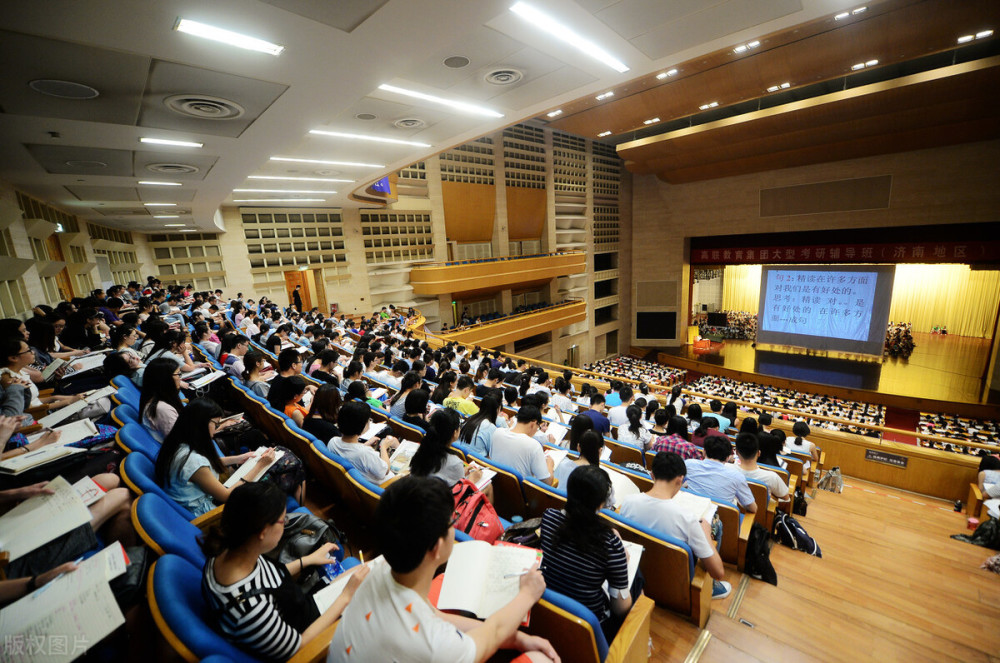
[409,251,586,296]
[435,299,587,348]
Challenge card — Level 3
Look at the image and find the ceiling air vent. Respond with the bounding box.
[485,69,523,85]
[29,79,100,99]
[64,160,107,168]
[394,118,426,129]
[164,94,245,120]
[355,113,377,120]
[146,163,200,175]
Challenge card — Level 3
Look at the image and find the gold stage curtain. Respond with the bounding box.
[721,264,762,312]
[721,263,1000,338]
[888,264,1000,338]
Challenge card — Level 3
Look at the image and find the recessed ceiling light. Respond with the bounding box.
[509,2,629,73]
[597,131,612,137]
[233,188,336,194]
[852,6,867,15]
[309,129,431,148]
[163,223,186,227]
[248,175,353,183]
[958,34,975,43]
[865,59,879,66]
[233,198,326,202]
[138,180,182,186]
[642,117,659,125]
[767,82,791,92]
[595,91,614,101]
[834,11,850,20]
[699,101,719,110]
[153,215,180,218]
[174,18,284,55]
[377,84,503,118]
[547,109,563,118]
[139,137,203,148]
[656,69,678,80]
[143,203,176,207]
[270,156,384,168]
[179,229,198,232]
[959,29,993,43]
[976,30,994,39]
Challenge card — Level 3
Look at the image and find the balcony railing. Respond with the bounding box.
[409,251,585,296]
[433,299,587,348]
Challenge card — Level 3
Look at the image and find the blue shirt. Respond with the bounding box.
[604,393,622,407]
[683,459,755,508]
[580,409,611,435]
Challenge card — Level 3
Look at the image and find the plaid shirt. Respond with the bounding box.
[651,434,703,460]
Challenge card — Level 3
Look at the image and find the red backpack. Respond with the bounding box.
[451,479,504,543]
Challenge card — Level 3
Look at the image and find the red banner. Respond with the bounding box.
[690,241,1000,265]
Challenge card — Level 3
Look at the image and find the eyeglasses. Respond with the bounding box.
[17,349,34,356]
[172,371,182,377]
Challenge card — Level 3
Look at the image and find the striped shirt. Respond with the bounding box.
[651,434,703,460]
[540,508,629,622]
[202,556,301,661]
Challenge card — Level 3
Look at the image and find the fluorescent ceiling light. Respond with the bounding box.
[546,109,563,118]
[249,175,353,183]
[377,84,503,118]
[733,40,760,55]
[976,30,993,38]
[163,223,186,227]
[865,59,879,66]
[153,215,180,218]
[233,198,326,202]
[699,101,719,110]
[834,12,850,20]
[595,91,614,101]
[767,82,791,92]
[138,180,181,186]
[852,6,867,14]
[143,203,176,207]
[270,156,383,168]
[957,34,975,43]
[233,188,336,194]
[851,62,865,70]
[139,137,203,148]
[179,229,197,232]
[597,131,612,137]
[748,40,760,48]
[509,2,629,73]
[309,129,431,148]
[174,18,284,55]
[656,69,678,80]
[643,117,659,125]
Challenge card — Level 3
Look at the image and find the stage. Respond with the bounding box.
[659,332,995,406]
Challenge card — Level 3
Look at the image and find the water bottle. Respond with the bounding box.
[319,558,344,584]
[511,516,523,525]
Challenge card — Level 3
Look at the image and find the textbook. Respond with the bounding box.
[0,542,127,663]
[545,422,569,445]
[437,540,543,621]
[359,422,388,442]
[40,357,67,381]
[603,540,644,597]
[0,445,86,476]
[674,490,719,523]
[543,448,569,467]
[223,447,285,488]
[0,476,92,561]
[313,556,386,614]
[604,468,641,509]
[26,418,98,447]
[388,441,420,473]
[188,370,226,389]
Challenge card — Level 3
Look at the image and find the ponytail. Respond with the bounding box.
[626,405,643,436]
[576,431,603,466]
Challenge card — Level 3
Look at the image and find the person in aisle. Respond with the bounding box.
[329,475,558,663]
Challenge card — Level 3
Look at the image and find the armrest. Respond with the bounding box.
[968,483,983,518]
[25,405,50,417]
[16,423,42,435]
[736,514,754,572]
[191,505,225,530]
[690,566,712,628]
[766,499,777,530]
[38,388,55,398]
[287,620,338,663]
[606,595,654,663]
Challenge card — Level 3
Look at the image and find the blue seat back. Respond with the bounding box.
[111,403,139,427]
[121,452,196,521]
[535,588,609,662]
[149,554,258,663]
[118,422,161,462]
[134,493,205,568]
[111,376,140,408]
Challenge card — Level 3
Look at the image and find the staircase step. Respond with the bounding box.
[702,611,816,662]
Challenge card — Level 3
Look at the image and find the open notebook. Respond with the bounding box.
[223,447,285,488]
[0,476,92,561]
[437,540,542,622]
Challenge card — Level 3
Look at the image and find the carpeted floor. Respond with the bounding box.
[882,406,920,444]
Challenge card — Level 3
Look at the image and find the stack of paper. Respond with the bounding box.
[359,422,388,442]
[188,370,226,389]
[0,445,86,476]
[223,447,285,488]
[0,477,92,561]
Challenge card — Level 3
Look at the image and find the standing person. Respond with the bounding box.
[291,285,303,312]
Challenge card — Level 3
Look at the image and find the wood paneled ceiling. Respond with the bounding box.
[545,0,1000,183]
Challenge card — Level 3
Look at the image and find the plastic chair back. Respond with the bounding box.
[133,493,206,568]
[121,451,196,521]
[117,422,161,462]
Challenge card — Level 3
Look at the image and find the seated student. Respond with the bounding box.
[735,433,789,502]
[308,349,342,384]
[221,334,251,379]
[410,408,484,488]
[140,357,187,442]
[616,405,652,449]
[202,482,370,661]
[758,430,785,467]
[443,375,480,416]
[490,405,555,485]
[619,451,731,599]
[329,476,556,663]
[271,375,310,427]
[475,367,503,398]
[720,402,740,432]
[691,416,721,448]
[155,399,275,517]
[458,394,507,456]
[241,350,272,398]
[738,417,759,435]
[683,436,757,514]
[327,401,400,484]
[705,400,729,432]
[388,371,421,419]
[783,421,819,473]
[548,377,575,412]
[651,414,704,461]
[604,381,623,408]
[606,386,634,428]
[146,330,211,374]
[345,380,386,411]
[553,430,616,508]
[430,371,456,406]
[303,384,343,441]
[686,403,703,434]
[666,384,686,417]
[541,465,638,641]
[270,348,317,398]
[339,360,363,396]
[579,393,611,436]
[400,388,430,431]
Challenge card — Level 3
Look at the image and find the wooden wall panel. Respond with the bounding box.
[506,187,546,241]
[442,181,495,243]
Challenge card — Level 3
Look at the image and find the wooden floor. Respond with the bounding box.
[646,478,1000,662]
[664,332,992,404]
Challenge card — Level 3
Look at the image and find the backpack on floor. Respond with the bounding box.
[792,487,809,517]
[451,478,504,543]
[817,467,844,493]
[744,523,778,585]
[772,511,822,557]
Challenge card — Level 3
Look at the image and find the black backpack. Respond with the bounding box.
[744,523,778,585]
[772,511,822,557]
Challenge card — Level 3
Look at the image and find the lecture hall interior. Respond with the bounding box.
[1,0,999,661]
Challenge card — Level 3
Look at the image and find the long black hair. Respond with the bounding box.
[199,481,286,557]
[552,464,613,560]
[460,394,501,445]
[154,398,226,485]
[625,404,643,437]
[410,409,461,477]
[389,371,421,406]
[139,357,185,419]
[572,430,604,466]
[687,402,703,427]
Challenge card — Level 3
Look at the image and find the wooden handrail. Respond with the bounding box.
[439,299,584,334]
[412,250,585,269]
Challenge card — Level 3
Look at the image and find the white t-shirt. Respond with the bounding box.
[328,437,391,484]
[783,438,816,472]
[489,428,551,481]
[617,425,651,449]
[328,560,476,663]
[549,393,575,412]
[618,493,716,560]
[739,466,789,499]
[607,404,630,428]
